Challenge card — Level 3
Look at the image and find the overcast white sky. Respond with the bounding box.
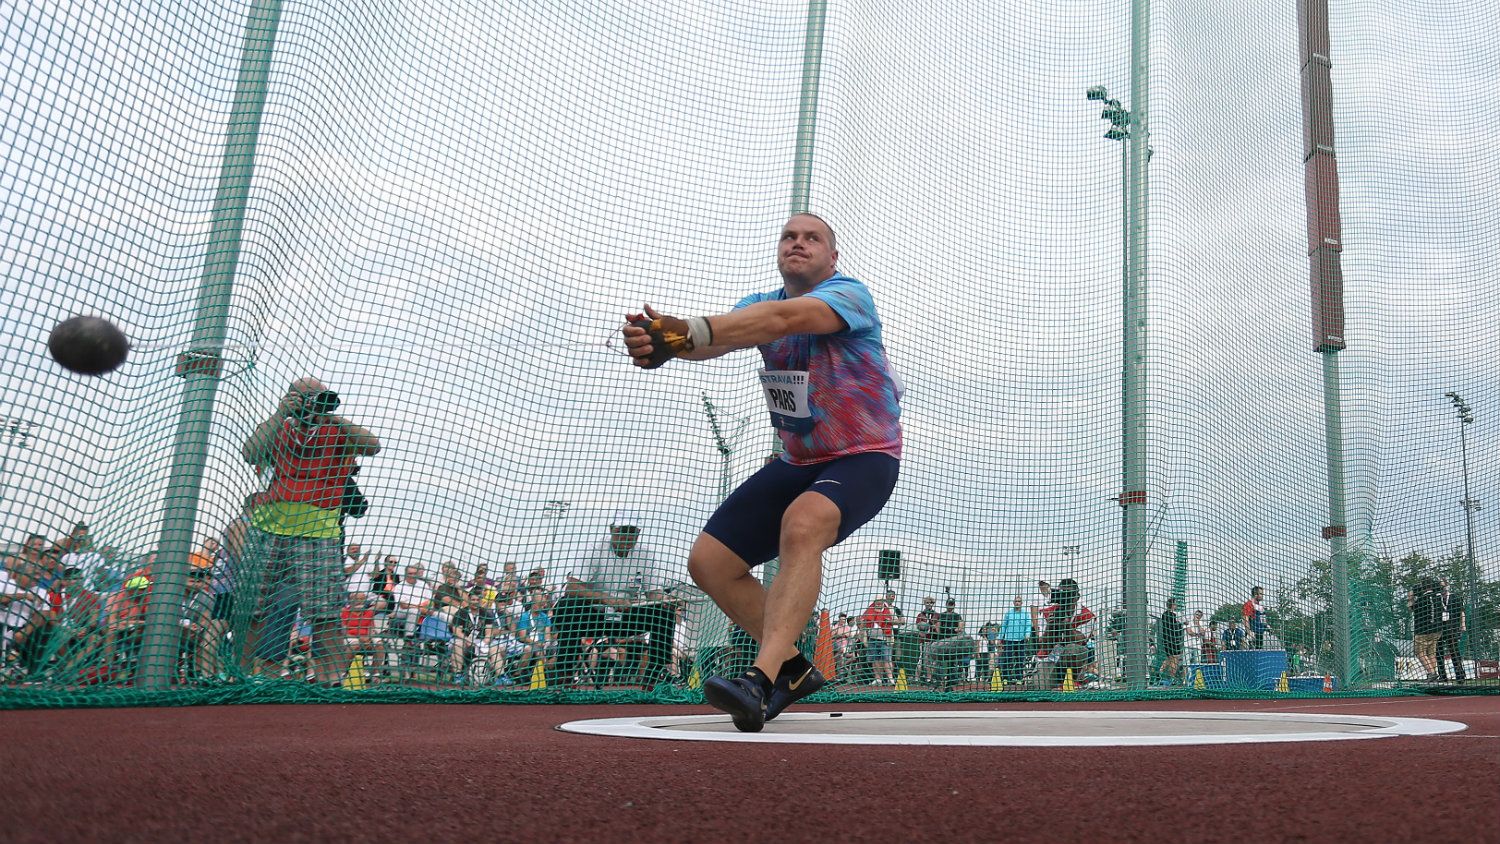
[2,0,1497,626]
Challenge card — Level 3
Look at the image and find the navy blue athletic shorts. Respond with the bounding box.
[703,451,899,567]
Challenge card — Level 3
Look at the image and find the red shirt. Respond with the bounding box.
[268,419,355,509]
[861,602,896,635]
[49,586,102,626]
[343,607,375,638]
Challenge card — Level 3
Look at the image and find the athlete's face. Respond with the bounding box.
[777,215,838,285]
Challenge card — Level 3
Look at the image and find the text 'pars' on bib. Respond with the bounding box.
[759,369,814,434]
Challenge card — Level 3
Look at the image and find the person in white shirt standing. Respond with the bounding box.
[555,512,681,689]
[1184,609,1207,664]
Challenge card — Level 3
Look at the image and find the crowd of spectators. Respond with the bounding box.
[0,515,1291,694]
[815,580,1298,691]
[0,518,693,690]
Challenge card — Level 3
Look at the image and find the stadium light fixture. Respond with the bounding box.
[1444,391,1482,649]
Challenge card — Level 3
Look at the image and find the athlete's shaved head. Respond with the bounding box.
[777,213,839,288]
[789,212,837,251]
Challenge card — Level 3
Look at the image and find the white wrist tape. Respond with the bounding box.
[684,316,713,348]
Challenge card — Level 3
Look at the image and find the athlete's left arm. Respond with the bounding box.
[700,297,846,349]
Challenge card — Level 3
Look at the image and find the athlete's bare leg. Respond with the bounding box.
[751,492,839,678]
[688,533,767,640]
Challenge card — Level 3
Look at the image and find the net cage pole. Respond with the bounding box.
[1119,0,1153,692]
[138,0,284,689]
[1297,0,1357,687]
[1322,354,1355,685]
[763,0,829,590]
[789,0,828,215]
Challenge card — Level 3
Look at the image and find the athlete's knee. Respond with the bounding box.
[688,533,746,587]
[779,496,841,556]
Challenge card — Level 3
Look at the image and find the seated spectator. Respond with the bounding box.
[449,588,501,685]
[1036,579,1094,689]
[517,592,554,677]
[342,592,379,682]
[180,568,216,681]
[388,563,433,678]
[521,567,552,607]
[416,607,455,679]
[58,528,108,591]
[341,543,375,594]
[584,636,623,689]
[188,538,219,575]
[466,563,496,596]
[1,558,48,678]
[490,596,535,684]
[389,563,432,638]
[975,621,998,675]
[102,576,152,680]
[432,562,466,619]
[47,566,104,681]
[497,562,520,598]
[1221,618,1246,652]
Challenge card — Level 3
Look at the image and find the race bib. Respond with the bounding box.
[759,369,815,434]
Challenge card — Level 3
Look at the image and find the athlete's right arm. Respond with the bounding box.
[621,309,753,364]
[675,344,746,361]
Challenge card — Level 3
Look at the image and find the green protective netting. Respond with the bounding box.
[2,0,1498,709]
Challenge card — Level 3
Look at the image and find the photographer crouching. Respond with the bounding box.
[239,378,380,685]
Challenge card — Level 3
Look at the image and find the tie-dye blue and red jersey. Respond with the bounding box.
[734,274,903,465]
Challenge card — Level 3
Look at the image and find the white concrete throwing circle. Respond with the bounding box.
[556,710,1467,746]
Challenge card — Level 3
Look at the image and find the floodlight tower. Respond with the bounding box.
[1445,392,1481,646]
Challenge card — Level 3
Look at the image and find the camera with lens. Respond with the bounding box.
[291,389,340,422]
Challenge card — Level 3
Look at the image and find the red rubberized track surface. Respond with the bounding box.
[3,696,1497,843]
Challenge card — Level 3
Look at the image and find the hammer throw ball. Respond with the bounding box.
[48,315,130,375]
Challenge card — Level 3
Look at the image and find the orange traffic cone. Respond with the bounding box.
[813,609,836,681]
[1322,674,1333,693]
[1062,668,1076,692]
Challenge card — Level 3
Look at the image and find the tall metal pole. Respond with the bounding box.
[1298,0,1356,687]
[1460,418,1479,641]
[1322,354,1353,682]
[1119,0,1152,693]
[765,0,828,588]
[789,0,828,217]
[139,0,284,689]
[1447,392,1480,651]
